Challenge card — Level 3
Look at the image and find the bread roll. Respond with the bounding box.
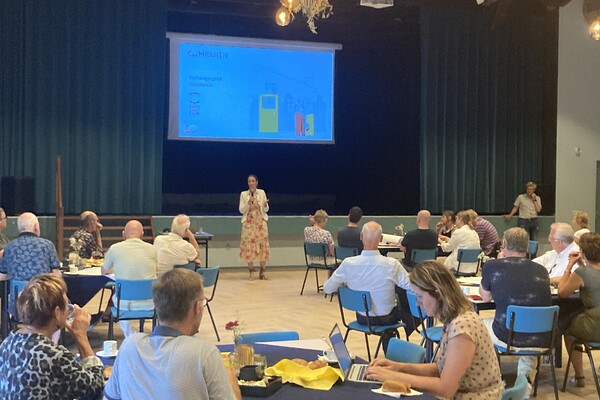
[382,380,411,393]
[291,358,309,367]
[308,360,327,369]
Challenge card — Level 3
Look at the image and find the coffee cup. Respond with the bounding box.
[103,340,118,356]
[69,265,78,273]
[462,286,471,295]
[324,349,337,361]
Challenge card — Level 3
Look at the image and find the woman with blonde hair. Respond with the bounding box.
[438,211,480,273]
[0,274,104,399]
[366,261,503,399]
[571,210,590,244]
[304,209,335,265]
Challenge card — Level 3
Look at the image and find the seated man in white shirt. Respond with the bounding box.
[533,222,579,284]
[103,269,241,400]
[154,214,201,277]
[323,221,411,327]
[102,220,157,337]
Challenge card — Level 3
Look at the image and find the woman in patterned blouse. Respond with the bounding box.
[366,261,503,399]
[304,209,335,265]
[0,274,104,399]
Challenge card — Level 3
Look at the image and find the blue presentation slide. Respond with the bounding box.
[177,43,334,143]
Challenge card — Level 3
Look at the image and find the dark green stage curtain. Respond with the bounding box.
[420,5,557,214]
[0,0,166,215]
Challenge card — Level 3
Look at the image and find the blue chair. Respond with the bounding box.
[301,242,335,295]
[10,280,28,322]
[337,286,405,361]
[326,246,359,302]
[527,240,539,259]
[196,267,220,341]
[175,262,197,271]
[410,249,437,265]
[108,279,156,340]
[237,331,299,345]
[502,373,529,400]
[406,291,443,362]
[561,338,600,398]
[454,248,482,277]
[495,305,559,400]
[385,337,426,364]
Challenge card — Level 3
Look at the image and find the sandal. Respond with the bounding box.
[248,268,256,281]
[259,269,270,280]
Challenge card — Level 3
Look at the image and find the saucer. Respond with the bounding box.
[96,350,118,358]
[318,354,338,364]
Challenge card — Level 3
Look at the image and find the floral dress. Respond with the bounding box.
[239,203,270,263]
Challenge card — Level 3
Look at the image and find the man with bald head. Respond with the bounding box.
[324,221,411,329]
[399,210,438,269]
[0,213,61,313]
[154,214,201,277]
[102,220,158,337]
[533,222,580,284]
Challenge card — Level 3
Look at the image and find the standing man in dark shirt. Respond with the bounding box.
[399,210,438,269]
[337,206,363,253]
[479,227,551,387]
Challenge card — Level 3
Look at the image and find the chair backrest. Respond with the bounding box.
[237,331,299,345]
[502,373,529,400]
[115,279,155,302]
[411,249,437,265]
[527,240,539,259]
[10,280,28,320]
[505,305,559,349]
[304,242,329,259]
[457,248,481,263]
[174,262,196,271]
[406,291,424,319]
[338,286,372,314]
[334,246,358,261]
[385,338,426,363]
[196,266,219,288]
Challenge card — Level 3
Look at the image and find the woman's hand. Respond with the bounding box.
[438,235,449,243]
[567,251,581,271]
[365,365,403,382]
[66,305,91,339]
[368,358,402,370]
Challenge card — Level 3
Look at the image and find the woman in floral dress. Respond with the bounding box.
[239,175,270,280]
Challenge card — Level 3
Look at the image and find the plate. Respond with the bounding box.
[318,354,338,364]
[96,350,118,358]
[371,387,423,398]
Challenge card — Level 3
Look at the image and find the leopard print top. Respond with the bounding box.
[0,332,104,399]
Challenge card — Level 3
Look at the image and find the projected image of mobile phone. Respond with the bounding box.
[305,114,314,136]
[259,94,278,133]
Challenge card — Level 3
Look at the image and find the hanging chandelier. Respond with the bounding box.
[275,0,333,34]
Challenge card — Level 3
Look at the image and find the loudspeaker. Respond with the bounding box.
[1,177,35,215]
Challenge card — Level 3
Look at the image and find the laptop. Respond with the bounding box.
[329,324,381,383]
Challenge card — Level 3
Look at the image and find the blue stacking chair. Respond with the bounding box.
[301,242,335,295]
[410,249,437,265]
[502,373,529,400]
[495,305,559,400]
[237,331,299,346]
[175,262,197,272]
[326,246,359,302]
[453,248,482,277]
[527,240,539,259]
[337,286,405,361]
[561,338,600,398]
[196,267,220,341]
[108,279,156,340]
[10,280,28,322]
[406,291,443,362]
[385,337,426,364]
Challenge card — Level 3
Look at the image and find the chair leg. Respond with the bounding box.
[152,316,157,330]
[314,269,320,293]
[585,345,600,400]
[108,315,114,340]
[562,341,574,392]
[206,304,220,341]
[374,337,382,360]
[533,355,541,397]
[300,267,310,295]
[431,343,440,363]
[139,319,145,332]
[550,353,559,400]
[343,329,350,342]
[364,333,372,362]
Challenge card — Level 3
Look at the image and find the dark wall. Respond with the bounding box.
[163,6,421,215]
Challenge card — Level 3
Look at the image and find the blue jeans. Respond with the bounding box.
[518,218,539,241]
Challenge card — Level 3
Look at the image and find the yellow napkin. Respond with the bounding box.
[264,359,344,391]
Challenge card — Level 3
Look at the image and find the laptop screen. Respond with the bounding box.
[329,324,353,377]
